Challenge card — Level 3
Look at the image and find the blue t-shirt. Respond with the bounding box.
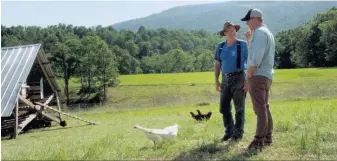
[214,40,248,73]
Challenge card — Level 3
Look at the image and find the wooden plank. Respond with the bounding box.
[27,91,41,94]
[44,94,54,106]
[2,118,26,123]
[2,122,23,127]
[28,81,40,85]
[14,100,19,139]
[19,95,35,108]
[40,77,44,99]
[36,55,59,99]
[56,95,62,120]
[29,95,42,100]
[29,105,57,123]
[35,102,96,125]
[28,86,41,91]
[2,125,15,129]
[40,111,60,123]
[19,106,34,110]
[17,96,58,126]
[17,113,38,134]
[37,55,66,111]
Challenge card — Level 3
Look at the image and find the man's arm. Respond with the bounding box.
[214,44,222,91]
[241,41,249,78]
[214,61,222,92]
[247,31,267,78]
[214,61,221,83]
[241,41,249,92]
[247,66,257,79]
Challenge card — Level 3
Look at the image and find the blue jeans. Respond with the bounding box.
[219,73,246,138]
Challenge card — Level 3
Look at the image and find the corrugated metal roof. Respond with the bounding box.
[1,44,42,117]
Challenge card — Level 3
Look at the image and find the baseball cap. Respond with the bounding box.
[241,8,263,21]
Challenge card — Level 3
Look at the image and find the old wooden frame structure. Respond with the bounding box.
[1,44,95,139]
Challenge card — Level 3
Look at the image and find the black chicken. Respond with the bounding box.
[190,110,212,121]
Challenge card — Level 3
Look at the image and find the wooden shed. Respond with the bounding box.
[1,44,67,139]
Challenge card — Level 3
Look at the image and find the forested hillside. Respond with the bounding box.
[112,1,337,36]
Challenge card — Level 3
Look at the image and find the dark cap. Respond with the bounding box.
[241,8,263,21]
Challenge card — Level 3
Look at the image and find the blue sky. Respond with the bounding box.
[1,0,225,27]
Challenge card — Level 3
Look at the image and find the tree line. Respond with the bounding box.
[1,7,336,103]
[275,7,337,68]
[1,24,221,104]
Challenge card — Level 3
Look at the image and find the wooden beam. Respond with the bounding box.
[36,53,67,113]
[2,118,26,124]
[35,102,96,125]
[35,94,62,122]
[40,111,61,123]
[43,94,54,105]
[14,100,19,139]
[29,105,59,123]
[36,56,58,97]
[18,96,63,126]
[28,86,41,91]
[40,77,44,99]
[29,95,43,100]
[17,113,38,134]
[56,95,62,121]
[19,95,35,108]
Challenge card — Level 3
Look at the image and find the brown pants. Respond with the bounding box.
[248,75,273,140]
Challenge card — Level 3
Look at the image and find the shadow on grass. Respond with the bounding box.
[139,140,175,151]
[173,140,259,161]
[225,149,259,161]
[1,124,92,141]
[27,124,91,134]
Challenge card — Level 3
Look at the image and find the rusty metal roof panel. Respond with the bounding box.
[1,44,41,117]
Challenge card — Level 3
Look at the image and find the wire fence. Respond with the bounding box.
[67,102,104,111]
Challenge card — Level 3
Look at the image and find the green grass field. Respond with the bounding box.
[2,68,337,160]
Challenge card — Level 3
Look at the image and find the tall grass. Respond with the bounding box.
[2,68,337,160]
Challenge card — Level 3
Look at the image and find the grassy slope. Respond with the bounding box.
[108,68,337,108]
[2,68,337,160]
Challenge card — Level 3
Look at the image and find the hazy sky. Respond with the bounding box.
[1,0,226,27]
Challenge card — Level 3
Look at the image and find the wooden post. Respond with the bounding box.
[56,94,62,121]
[14,99,19,139]
[40,77,44,99]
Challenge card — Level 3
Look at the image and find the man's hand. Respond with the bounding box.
[247,65,256,79]
[214,61,221,92]
[243,82,248,92]
[244,30,252,42]
[247,72,253,79]
[215,81,223,92]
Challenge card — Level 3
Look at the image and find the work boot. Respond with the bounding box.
[264,133,273,146]
[247,136,264,151]
[221,133,232,142]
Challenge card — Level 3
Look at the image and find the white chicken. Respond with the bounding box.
[133,124,178,145]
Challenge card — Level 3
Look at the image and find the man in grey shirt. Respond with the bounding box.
[241,8,275,151]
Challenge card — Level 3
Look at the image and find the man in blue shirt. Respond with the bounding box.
[241,8,275,151]
[214,21,248,142]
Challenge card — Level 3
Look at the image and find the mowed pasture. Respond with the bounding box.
[1,68,337,160]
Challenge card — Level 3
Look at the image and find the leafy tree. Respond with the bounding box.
[50,43,78,105]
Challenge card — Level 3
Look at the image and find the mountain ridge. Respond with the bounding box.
[111,1,337,35]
